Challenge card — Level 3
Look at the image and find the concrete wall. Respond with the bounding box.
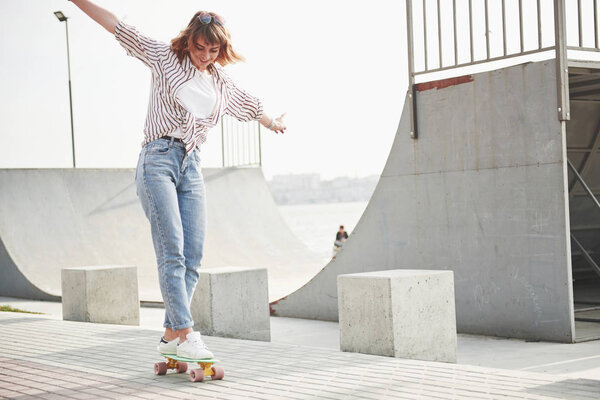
[272,60,575,342]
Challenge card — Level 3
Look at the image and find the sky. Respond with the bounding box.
[1,1,593,180]
[0,0,408,180]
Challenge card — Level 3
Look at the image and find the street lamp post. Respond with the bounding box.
[54,11,76,168]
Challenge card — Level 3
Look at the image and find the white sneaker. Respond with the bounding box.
[157,336,179,355]
[176,332,214,359]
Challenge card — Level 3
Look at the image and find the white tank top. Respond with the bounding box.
[171,70,217,138]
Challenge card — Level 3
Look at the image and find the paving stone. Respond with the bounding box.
[1,312,599,400]
[0,384,29,392]
[67,392,104,400]
[215,395,256,400]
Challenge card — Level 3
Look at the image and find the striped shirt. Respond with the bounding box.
[114,21,263,153]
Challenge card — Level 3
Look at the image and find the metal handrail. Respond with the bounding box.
[220,115,262,168]
[404,0,600,137]
[567,159,600,212]
[567,158,600,278]
[571,233,600,278]
[412,46,555,76]
[407,0,600,79]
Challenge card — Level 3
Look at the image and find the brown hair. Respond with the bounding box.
[171,11,244,66]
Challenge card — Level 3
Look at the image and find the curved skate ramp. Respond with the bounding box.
[271,61,577,342]
[0,167,322,302]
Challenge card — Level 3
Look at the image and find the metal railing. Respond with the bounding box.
[220,115,262,168]
[568,159,600,213]
[567,158,600,278]
[570,0,600,51]
[406,0,600,139]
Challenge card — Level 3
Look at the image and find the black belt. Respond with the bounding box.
[162,136,183,143]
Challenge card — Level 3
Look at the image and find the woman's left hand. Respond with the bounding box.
[270,113,287,134]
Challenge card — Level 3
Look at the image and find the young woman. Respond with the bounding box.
[69,0,286,359]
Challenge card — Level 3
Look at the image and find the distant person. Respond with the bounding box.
[333,225,349,255]
[69,0,286,360]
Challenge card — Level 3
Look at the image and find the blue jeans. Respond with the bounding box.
[136,138,206,331]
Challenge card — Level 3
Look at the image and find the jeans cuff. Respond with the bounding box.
[171,321,194,331]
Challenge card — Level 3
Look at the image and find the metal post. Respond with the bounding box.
[221,118,225,167]
[595,0,599,49]
[437,0,442,68]
[229,118,233,167]
[555,0,570,121]
[406,0,417,139]
[519,0,524,53]
[567,159,600,211]
[537,0,542,49]
[453,0,458,65]
[237,121,241,166]
[242,120,247,165]
[578,0,583,47]
[65,19,76,168]
[423,0,428,71]
[257,122,262,167]
[502,0,507,56]
[485,0,490,59]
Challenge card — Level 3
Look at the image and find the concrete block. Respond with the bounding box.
[191,267,270,341]
[338,269,456,362]
[61,265,139,325]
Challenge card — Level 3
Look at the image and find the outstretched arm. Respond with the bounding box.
[220,69,287,134]
[260,112,287,134]
[69,0,119,34]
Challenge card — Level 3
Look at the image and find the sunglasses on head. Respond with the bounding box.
[198,12,225,26]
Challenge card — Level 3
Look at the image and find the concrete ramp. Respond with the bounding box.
[271,60,577,342]
[201,168,324,300]
[0,167,322,302]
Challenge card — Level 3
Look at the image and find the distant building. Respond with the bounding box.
[268,174,378,205]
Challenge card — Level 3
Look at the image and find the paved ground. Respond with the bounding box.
[1,306,600,399]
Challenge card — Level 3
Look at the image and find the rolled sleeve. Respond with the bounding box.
[115,21,167,69]
[221,72,263,122]
[226,87,264,122]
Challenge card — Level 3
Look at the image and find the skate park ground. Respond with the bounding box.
[1,297,599,399]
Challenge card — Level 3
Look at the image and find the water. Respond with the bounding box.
[277,201,368,262]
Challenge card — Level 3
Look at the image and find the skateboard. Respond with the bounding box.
[154,354,225,382]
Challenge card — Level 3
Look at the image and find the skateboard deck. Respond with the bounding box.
[154,354,224,382]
